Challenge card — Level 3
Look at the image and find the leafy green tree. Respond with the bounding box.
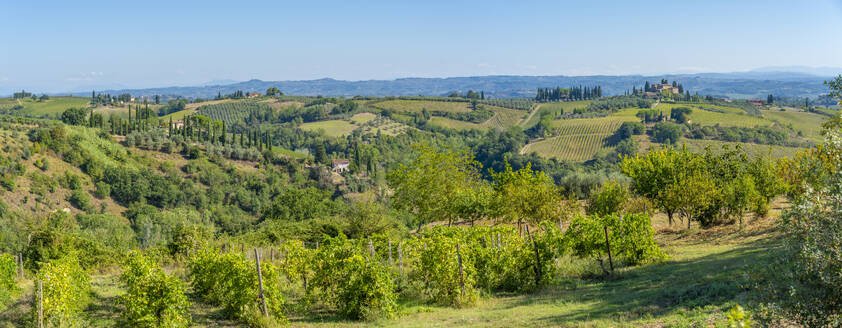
[261,187,336,222]
[586,180,629,217]
[344,200,394,238]
[490,161,564,232]
[120,251,191,327]
[265,87,283,96]
[652,122,685,144]
[669,107,692,124]
[61,107,88,126]
[621,147,694,225]
[615,138,638,157]
[756,125,842,326]
[388,145,484,229]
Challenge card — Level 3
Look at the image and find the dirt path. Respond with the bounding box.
[518,103,543,128]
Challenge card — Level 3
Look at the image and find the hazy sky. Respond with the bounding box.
[2,0,841,93]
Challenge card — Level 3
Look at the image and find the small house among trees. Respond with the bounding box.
[332,159,350,172]
[747,99,766,107]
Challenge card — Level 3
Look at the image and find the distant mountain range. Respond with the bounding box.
[23,69,842,100]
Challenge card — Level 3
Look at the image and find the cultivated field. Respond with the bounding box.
[372,99,473,113]
[653,103,769,127]
[300,113,409,137]
[763,109,829,142]
[521,100,592,128]
[428,106,525,131]
[0,96,91,117]
[521,118,631,161]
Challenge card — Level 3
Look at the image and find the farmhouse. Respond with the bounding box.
[332,159,350,172]
[747,98,766,107]
[651,84,679,94]
[246,92,262,98]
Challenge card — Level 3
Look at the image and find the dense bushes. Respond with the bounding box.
[0,254,17,311]
[60,108,88,126]
[120,251,191,327]
[754,127,842,326]
[310,235,398,320]
[566,213,664,269]
[587,95,653,112]
[189,250,287,325]
[652,122,685,144]
[32,257,91,327]
[685,124,796,146]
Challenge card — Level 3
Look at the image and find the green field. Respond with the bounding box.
[0,96,91,116]
[521,118,633,161]
[653,103,770,127]
[300,119,358,137]
[762,109,829,142]
[428,106,525,131]
[300,113,407,137]
[521,100,592,128]
[372,99,473,113]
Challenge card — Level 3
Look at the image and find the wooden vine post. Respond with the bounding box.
[254,248,268,318]
[37,280,43,328]
[388,239,393,266]
[456,244,465,298]
[603,226,614,273]
[398,243,403,271]
[527,226,541,287]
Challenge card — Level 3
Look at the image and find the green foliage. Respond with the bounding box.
[670,106,692,124]
[412,229,478,307]
[727,304,752,328]
[67,189,94,213]
[60,107,88,126]
[652,122,685,144]
[189,250,286,324]
[490,161,565,227]
[344,200,396,239]
[621,146,779,228]
[755,129,842,326]
[0,253,18,311]
[565,213,664,267]
[24,212,78,270]
[311,235,398,320]
[261,187,337,222]
[120,251,191,328]
[388,144,484,227]
[586,180,629,217]
[615,137,638,157]
[32,257,91,328]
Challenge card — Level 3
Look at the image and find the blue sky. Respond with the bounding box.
[2,0,841,93]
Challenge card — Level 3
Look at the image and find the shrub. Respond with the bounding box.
[652,122,685,144]
[754,131,842,326]
[0,254,18,311]
[93,181,110,199]
[67,189,94,213]
[189,250,286,324]
[311,235,398,320]
[412,229,478,307]
[32,257,91,327]
[120,251,191,328]
[565,213,664,270]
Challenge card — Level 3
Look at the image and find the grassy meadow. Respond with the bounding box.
[0,96,91,117]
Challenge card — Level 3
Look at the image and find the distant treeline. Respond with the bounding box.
[535,86,603,102]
